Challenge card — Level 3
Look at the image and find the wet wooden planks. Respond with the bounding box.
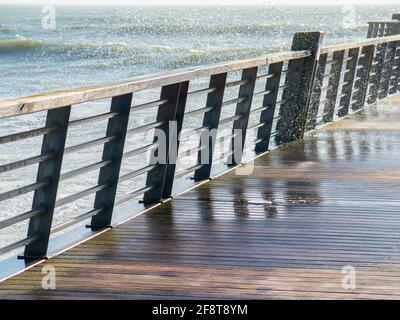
[1,100,400,299]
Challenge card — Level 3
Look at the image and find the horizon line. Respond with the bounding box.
[0,1,400,6]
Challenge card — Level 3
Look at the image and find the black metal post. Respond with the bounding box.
[368,43,387,104]
[393,13,400,21]
[352,45,375,111]
[378,41,397,99]
[228,67,258,166]
[338,48,359,117]
[23,106,71,261]
[306,53,328,130]
[389,44,400,95]
[322,50,344,123]
[194,73,227,182]
[276,32,324,144]
[255,62,284,152]
[89,93,133,230]
[367,22,375,39]
[142,82,189,204]
[161,82,189,198]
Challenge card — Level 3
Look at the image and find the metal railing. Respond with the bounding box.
[0,14,399,263]
[367,13,400,38]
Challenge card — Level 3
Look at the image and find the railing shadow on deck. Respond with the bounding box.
[0,13,400,281]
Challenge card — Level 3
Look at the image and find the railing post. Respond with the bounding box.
[306,53,328,130]
[228,67,258,166]
[367,42,387,104]
[142,82,189,204]
[89,93,132,230]
[193,73,227,181]
[387,23,400,95]
[389,44,400,95]
[255,62,284,152]
[352,45,375,111]
[367,22,375,39]
[322,50,345,123]
[161,82,189,199]
[388,22,400,35]
[23,106,71,261]
[338,48,360,117]
[378,40,397,99]
[276,31,324,144]
[378,22,386,38]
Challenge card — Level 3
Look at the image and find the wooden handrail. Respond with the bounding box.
[0,50,310,118]
[320,34,400,54]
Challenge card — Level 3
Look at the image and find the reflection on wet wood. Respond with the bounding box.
[1,101,400,299]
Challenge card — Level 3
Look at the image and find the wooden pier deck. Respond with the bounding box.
[1,98,400,299]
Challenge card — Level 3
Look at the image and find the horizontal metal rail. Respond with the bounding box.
[123,142,159,159]
[175,164,203,179]
[60,160,114,181]
[69,111,118,127]
[55,184,109,208]
[0,208,44,231]
[0,180,48,202]
[126,121,164,135]
[0,126,57,145]
[0,236,39,256]
[64,136,117,154]
[225,79,249,88]
[187,87,217,96]
[114,186,154,206]
[119,165,156,183]
[131,98,169,111]
[221,96,247,107]
[185,106,214,117]
[0,153,53,174]
[51,207,104,234]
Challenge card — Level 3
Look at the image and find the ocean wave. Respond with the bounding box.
[0,35,292,71]
[0,39,45,53]
[104,22,368,36]
[0,38,131,56]
[0,24,15,33]
[64,23,97,31]
[56,19,367,35]
[163,44,290,69]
